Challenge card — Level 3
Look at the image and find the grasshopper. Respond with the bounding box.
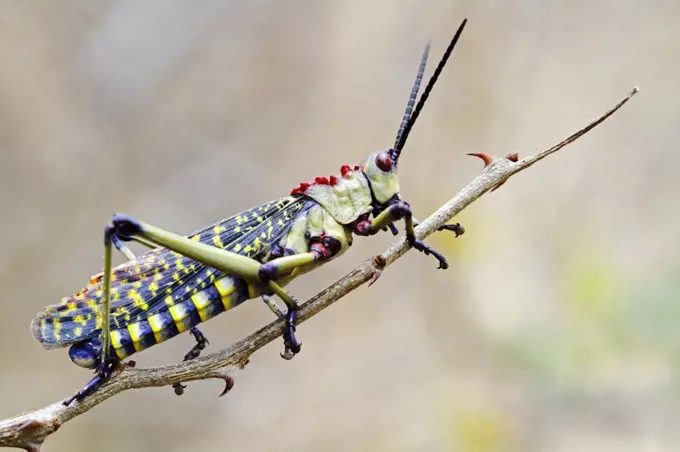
[31,19,468,406]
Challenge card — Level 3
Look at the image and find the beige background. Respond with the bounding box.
[1,1,678,451]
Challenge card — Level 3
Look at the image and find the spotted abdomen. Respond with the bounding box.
[68,276,250,367]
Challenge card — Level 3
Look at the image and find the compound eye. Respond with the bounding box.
[375,153,393,172]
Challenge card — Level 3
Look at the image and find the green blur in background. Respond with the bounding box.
[0,1,678,451]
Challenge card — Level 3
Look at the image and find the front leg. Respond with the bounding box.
[372,203,465,239]
[356,201,455,269]
[415,219,465,237]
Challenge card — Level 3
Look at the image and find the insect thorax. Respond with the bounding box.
[267,202,354,282]
[291,165,374,225]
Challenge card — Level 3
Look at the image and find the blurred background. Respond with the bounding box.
[0,1,678,451]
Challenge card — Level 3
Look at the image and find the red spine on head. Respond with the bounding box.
[340,165,352,177]
[329,175,339,185]
[315,176,329,185]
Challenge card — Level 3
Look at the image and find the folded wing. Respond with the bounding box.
[31,196,310,348]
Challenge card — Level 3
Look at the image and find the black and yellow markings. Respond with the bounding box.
[190,290,212,321]
[33,197,305,353]
[215,277,238,309]
[108,276,248,358]
[49,317,61,341]
[212,235,225,248]
[167,301,201,334]
[147,310,179,345]
[127,320,156,351]
[109,319,156,357]
[191,284,225,320]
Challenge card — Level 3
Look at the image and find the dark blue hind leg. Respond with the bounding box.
[63,357,118,406]
[63,223,119,405]
[116,230,211,397]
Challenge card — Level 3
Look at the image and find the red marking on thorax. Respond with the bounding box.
[340,165,352,177]
[290,182,311,196]
[290,164,354,195]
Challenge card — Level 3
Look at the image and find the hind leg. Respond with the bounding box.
[63,355,119,406]
[110,214,348,360]
[110,239,211,396]
[63,223,117,405]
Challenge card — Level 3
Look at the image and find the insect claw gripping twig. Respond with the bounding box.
[172,327,210,396]
[280,305,302,360]
[438,223,465,237]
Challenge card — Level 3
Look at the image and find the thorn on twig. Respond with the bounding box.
[368,255,387,287]
[467,152,493,167]
[467,152,520,191]
[215,375,235,397]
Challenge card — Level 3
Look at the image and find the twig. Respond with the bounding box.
[0,87,639,451]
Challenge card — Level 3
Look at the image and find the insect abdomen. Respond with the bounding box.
[109,276,249,359]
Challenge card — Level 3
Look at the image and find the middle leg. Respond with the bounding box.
[172,327,210,395]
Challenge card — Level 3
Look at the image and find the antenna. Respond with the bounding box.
[394,42,430,150]
[392,18,467,160]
